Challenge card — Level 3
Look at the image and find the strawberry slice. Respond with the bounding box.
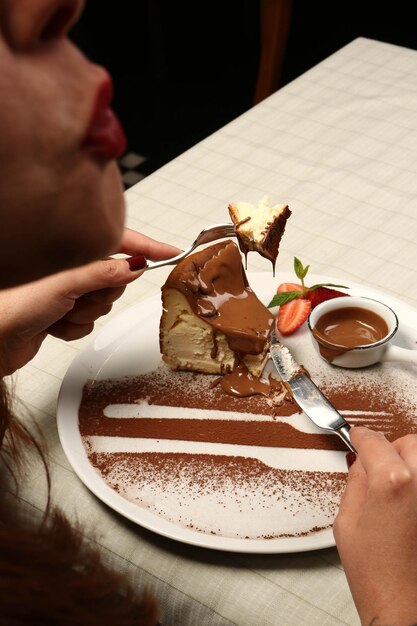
[307,286,349,309]
[277,297,311,335]
[275,281,310,335]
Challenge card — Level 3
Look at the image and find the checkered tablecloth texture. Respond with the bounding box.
[13,38,417,625]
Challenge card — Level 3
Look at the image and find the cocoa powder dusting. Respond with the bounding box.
[79,361,417,540]
[87,451,346,539]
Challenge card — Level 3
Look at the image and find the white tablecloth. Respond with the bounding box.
[14,38,417,625]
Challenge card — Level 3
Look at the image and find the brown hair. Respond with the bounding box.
[0,379,159,626]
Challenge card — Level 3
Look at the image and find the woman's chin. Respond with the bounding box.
[57,160,126,270]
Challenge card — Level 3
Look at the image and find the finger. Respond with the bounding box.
[351,426,412,490]
[83,285,126,305]
[48,319,95,341]
[117,228,181,261]
[57,257,144,300]
[393,434,417,470]
[62,299,112,325]
[335,453,368,522]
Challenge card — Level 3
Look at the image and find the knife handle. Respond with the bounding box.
[336,423,357,453]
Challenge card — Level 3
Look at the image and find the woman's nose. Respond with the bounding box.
[0,0,85,50]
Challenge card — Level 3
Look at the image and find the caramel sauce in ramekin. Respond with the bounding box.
[312,306,388,361]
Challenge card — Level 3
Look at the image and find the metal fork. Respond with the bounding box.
[144,222,236,270]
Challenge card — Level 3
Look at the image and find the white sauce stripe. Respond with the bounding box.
[104,402,271,421]
[103,402,392,435]
[340,410,391,417]
[85,436,347,473]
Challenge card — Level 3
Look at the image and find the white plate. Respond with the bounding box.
[57,273,417,553]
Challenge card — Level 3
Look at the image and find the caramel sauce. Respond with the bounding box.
[213,359,284,398]
[312,306,389,361]
[163,241,274,357]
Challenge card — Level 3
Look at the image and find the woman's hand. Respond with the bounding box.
[333,427,417,626]
[0,229,179,376]
[115,227,180,262]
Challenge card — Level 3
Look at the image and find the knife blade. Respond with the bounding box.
[269,336,356,452]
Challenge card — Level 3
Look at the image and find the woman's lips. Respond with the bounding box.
[82,75,127,160]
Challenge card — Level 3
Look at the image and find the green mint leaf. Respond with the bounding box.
[307,283,349,292]
[268,290,304,308]
[294,257,310,282]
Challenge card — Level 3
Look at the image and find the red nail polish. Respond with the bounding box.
[127,254,147,271]
[346,452,356,469]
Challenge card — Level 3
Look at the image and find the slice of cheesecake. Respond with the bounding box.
[228,195,291,268]
[160,240,274,376]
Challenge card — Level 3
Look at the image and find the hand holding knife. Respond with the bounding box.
[269,335,357,453]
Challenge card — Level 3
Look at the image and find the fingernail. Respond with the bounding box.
[127,254,147,271]
[346,452,356,469]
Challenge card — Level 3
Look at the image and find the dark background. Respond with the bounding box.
[71,0,417,176]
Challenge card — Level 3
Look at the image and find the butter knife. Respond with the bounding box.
[269,336,356,452]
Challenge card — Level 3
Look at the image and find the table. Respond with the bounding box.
[14,38,417,625]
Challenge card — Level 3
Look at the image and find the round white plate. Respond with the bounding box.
[57,273,417,553]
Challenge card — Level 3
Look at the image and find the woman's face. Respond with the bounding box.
[0,0,126,287]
